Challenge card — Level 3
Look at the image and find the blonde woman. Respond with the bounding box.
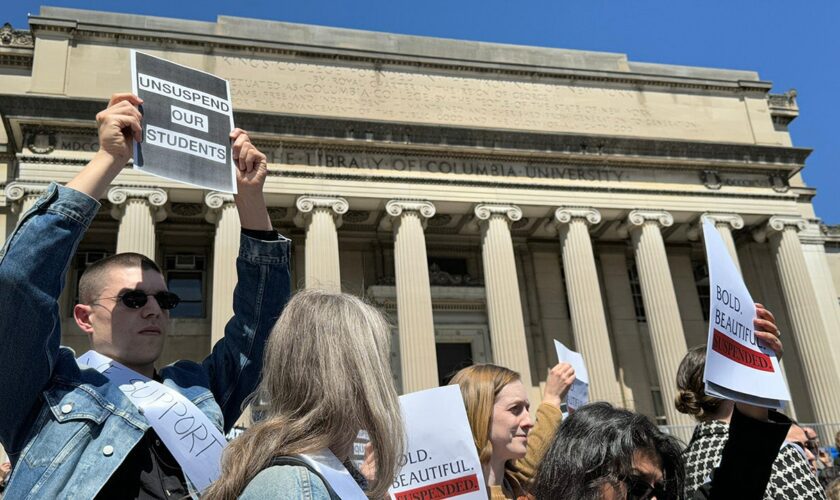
[205,289,404,499]
[449,363,574,499]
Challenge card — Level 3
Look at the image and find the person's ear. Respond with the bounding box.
[74,304,96,335]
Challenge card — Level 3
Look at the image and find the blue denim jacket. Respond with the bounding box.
[0,183,291,499]
[240,466,338,500]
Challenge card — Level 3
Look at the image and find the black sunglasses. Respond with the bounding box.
[623,474,671,500]
[95,290,181,310]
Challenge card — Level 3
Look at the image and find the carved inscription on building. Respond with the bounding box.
[218,57,755,144]
[280,148,773,189]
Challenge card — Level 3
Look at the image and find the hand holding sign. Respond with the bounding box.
[542,362,576,409]
[553,340,589,411]
[754,303,783,359]
[702,219,790,409]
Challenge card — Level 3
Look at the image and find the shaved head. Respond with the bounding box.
[78,252,162,304]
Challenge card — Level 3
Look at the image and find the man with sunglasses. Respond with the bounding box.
[0,93,291,498]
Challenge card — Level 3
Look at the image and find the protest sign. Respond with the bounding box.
[389,385,486,500]
[554,340,590,411]
[131,50,236,192]
[77,350,226,491]
[702,218,789,409]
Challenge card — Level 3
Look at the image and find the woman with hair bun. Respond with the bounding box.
[676,304,823,499]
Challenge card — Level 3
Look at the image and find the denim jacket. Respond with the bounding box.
[240,466,338,500]
[0,183,292,499]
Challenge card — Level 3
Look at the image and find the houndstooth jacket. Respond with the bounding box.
[683,420,826,499]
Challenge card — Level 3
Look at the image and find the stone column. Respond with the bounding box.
[5,181,49,215]
[474,204,532,388]
[693,213,744,272]
[383,200,438,392]
[757,216,840,424]
[553,207,623,405]
[294,196,348,293]
[622,210,692,426]
[108,187,167,259]
[205,192,240,346]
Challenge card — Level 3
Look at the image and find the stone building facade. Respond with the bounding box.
[1,8,840,432]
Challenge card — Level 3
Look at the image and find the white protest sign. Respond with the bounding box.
[702,219,789,409]
[131,50,237,193]
[78,351,226,491]
[554,340,590,410]
[389,385,486,500]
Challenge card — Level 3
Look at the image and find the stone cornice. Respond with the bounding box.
[30,8,768,93]
[0,95,811,171]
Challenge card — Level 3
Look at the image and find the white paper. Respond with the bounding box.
[554,340,589,410]
[131,50,237,193]
[78,351,227,491]
[701,219,790,409]
[389,385,487,500]
[299,449,367,499]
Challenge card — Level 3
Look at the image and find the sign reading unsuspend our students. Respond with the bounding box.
[131,51,237,193]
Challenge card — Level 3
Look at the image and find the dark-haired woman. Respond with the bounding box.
[676,305,823,499]
[531,402,685,499]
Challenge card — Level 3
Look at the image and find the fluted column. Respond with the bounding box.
[700,213,744,272]
[108,187,167,259]
[553,207,622,405]
[205,192,240,346]
[474,204,532,388]
[383,200,438,392]
[5,181,49,215]
[622,210,692,425]
[757,216,840,423]
[294,196,347,293]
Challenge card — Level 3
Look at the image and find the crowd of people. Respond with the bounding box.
[1,93,839,499]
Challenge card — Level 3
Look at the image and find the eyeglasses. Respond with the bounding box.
[623,475,672,500]
[94,290,180,310]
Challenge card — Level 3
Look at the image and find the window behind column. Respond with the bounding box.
[164,254,206,318]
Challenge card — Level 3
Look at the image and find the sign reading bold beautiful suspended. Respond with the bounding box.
[131,50,236,193]
[702,219,790,409]
[389,385,486,500]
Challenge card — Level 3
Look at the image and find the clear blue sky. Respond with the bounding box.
[6,1,839,223]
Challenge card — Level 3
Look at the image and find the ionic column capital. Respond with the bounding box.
[4,181,49,202]
[687,213,744,241]
[381,200,436,231]
[555,207,601,226]
[294,195,349,228]
[474,203,522,225]
[753,215,807,242]
[616,209,673,238]
[204,191,236,224]
[107,186,168,222]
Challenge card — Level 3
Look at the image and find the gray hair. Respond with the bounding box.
[205,289,405,499]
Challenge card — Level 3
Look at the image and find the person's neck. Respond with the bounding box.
[112,356,155,378]
[710,400,735,424]
[483,456,507,489]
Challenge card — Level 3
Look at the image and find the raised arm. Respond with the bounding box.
[0,94,137,454]
[199,130,292,430]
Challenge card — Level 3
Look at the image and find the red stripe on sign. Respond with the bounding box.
[394,474,481,500]
[712,329,774,372]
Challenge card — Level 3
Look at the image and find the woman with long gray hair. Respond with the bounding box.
[204,289,405,499]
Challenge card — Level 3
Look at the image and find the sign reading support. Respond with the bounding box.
[701,219,790,409]
[389,385,486,500]
[131,51,237,193]
[554,340,590,411]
